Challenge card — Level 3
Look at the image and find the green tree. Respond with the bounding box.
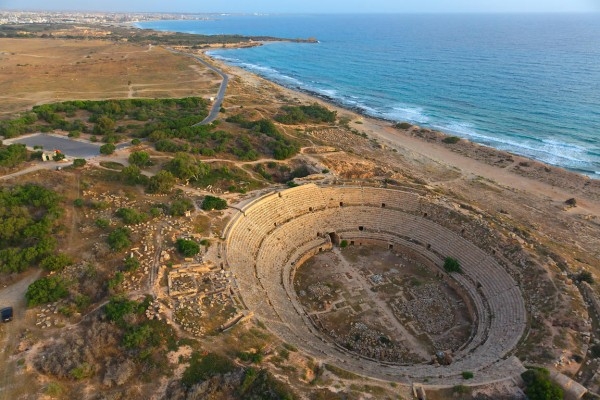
[115,208,147,224]
[40,253,72,271]
[124,256,140,272]
[146,170,176,194]
[107,227,131,252]
[165,152,209,182]
[201,195,227,211]
[121,165,144,185]
[93,116,115,135]
[0,143,28,168]
[521,368,563,400]
[26,276,70,306]
[99,143,116,155]
[176,239,200,257]
[128,151,151,167]
[72,158,86,168]
[52,152,65,161]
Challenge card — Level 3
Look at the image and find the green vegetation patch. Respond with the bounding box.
[0,184,63,273]
[442,136,461,144]
[176,239,200,257]
[444,256,462,273]
[275,103,336,125]
[201,195,227,211]
[26,276,70,307]
[0,143,28,168]
[225,114,299,160]
[521,368,563,400]
[182,352,235,387]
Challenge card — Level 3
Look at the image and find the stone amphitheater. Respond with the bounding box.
[223,183,528,385]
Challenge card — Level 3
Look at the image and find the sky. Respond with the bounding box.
[1,0,599,14]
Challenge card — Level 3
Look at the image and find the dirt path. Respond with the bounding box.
[0,270,41,400]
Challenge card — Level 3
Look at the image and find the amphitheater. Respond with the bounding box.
[223,183,528,385]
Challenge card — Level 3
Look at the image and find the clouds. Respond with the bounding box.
[2,0,599,13]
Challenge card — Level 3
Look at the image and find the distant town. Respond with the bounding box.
[0,10,222,25]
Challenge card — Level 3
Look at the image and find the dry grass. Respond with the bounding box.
[0,38,220,116]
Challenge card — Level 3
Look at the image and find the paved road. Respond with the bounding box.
[166,48,229,125]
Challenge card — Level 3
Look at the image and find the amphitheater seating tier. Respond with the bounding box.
[223,184,527,383]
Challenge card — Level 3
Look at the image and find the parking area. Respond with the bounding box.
[7,134,102,159]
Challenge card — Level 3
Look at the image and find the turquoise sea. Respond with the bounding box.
[137,14,600,177]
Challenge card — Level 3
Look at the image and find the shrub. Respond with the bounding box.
[99,143,116,155]
[442,136,461,144]
[72,158,86,167]
[115,208,147,225]
[393,122,413,130]
[40,254,72,271]
[52,152,65,162]
[26,276,70,307]
[131,138,141,145]
[340,240,348,248]
[70,363,94,380]
[453,385,469,394]
[124,256,140,272]
[73,198,84,207]
[176,239,200,257]
[575,270,594,284]
[104,296,139,323]
[95,218,109,229]
[521,368,563,400]
[462,371,474,379]
[201,195,227,211]
[444,257,462,273]
[128,151,151,167]
[107,227,131,252]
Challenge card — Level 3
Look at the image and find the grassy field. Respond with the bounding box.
[0,38,220,116]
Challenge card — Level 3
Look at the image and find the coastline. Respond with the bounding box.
[196,49,600,213]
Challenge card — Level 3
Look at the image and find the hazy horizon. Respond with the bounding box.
[2,0,599,14]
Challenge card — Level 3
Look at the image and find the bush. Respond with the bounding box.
[128,151,151,167]
[575,270,594,284]
[26,276,70,307]
[73,198,84,207]
[95,218,109,229]
[176,239,200,257]
[131,138,141,145]
[442,136,461,144]
[107,227,131,252]
[201,195,227,211]
[521,368,563,400]
[393,122,413,130]
[444,257,462,273]
[104,296,139,323]
[72,158,86,168]
[115,208,147,225]
[462,371,474,379]
[99,143,116,155]
[340,240,348,248]
[40,254,72,271]
[124,256,140,272]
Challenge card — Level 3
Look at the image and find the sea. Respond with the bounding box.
[137,14,600,177]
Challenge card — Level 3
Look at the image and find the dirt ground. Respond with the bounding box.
[0,38,221,115]
[295,245,472,363]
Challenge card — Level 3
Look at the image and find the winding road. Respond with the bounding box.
[165,48,229,126]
